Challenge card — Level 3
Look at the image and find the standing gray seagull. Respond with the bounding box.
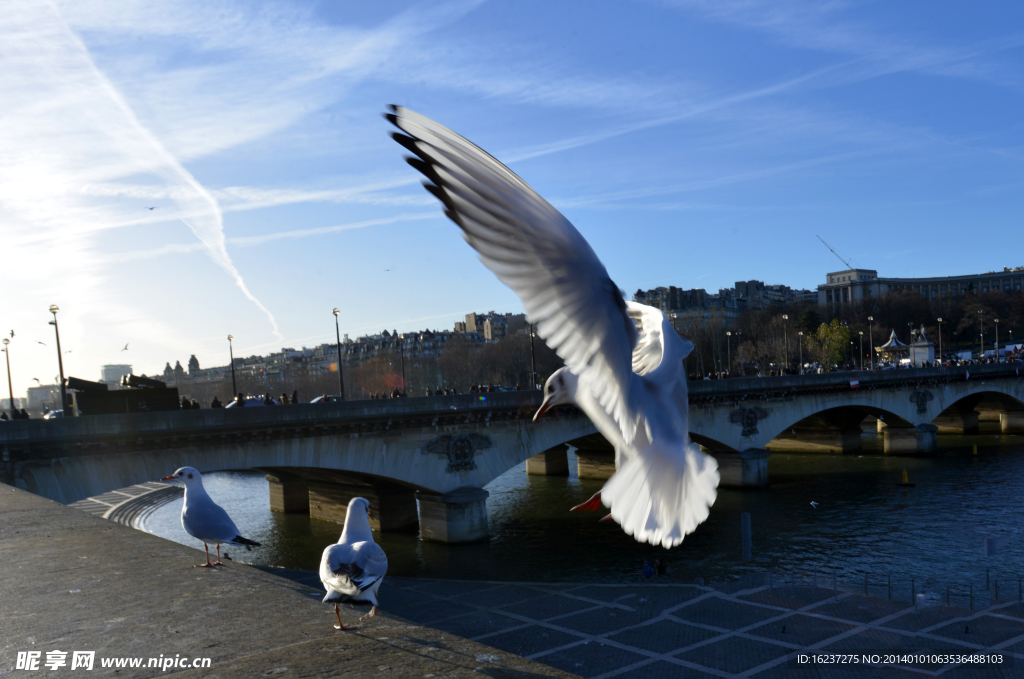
[162,467,260,567]
[320,497,388,630]
[387,107,719,549]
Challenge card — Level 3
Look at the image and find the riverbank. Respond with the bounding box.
[0,484,578,678]
[8,486,1024,678]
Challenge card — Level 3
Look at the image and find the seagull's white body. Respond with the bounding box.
[388,107,719,548]
[320,497,388,609]
[164,467,260,563]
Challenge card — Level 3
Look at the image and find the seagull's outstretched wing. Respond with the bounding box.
[320,541,388,602]
[388,107,639,441]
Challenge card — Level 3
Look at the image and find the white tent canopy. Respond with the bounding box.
[876,330,908,351]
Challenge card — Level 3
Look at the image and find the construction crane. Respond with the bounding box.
[817,235,853,269]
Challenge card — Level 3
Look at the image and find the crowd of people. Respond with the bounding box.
[0,408,31,420]
[181,382,532,409]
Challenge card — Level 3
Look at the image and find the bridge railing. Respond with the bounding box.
[0,391,548,446]
[690,362,1020,399]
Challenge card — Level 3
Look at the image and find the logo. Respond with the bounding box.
[424,433,492,473]
[909,390,933,414]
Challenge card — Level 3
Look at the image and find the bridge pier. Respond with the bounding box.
[715,449,769,488]
[883,424,937,455]
[416,487,489,543]
[307,480,418,532]
[1000,411,1024,434]
[933,411,980,434]
[525,445,569,476]
[266,473,309,514]
[765,427,861,454]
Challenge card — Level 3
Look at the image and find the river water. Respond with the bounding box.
[144,426,1024,593]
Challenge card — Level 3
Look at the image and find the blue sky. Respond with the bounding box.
[3,0,1024,395]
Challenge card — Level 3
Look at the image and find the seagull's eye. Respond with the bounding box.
[187,473,193,479]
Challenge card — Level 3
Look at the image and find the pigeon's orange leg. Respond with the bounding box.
[571,492,602,512]
[334,604,357,630]
[210,544,223,566]
[360,605,379,621]
[194,543,215,568]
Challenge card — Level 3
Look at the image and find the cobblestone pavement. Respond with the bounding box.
[274,569,1024,678]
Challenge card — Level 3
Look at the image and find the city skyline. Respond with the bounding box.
[4,1,1024,398]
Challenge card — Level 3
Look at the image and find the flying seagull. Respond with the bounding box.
[37,341,46,346]
[122,343,129,351]
[32,378,40,385]
[320,497,387,629]
[810,501,819,509]
[161,467,261,567]
[388,107,718,549]
[146,206,156,210]
[8,330,12,338]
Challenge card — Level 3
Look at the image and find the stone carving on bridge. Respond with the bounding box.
[909,390,934,413]
[729,407,769,437]
[424,433,492,473]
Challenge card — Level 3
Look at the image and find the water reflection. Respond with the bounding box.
[144,428,1024,586]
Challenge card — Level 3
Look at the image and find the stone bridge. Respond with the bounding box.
[1,364,1020,542]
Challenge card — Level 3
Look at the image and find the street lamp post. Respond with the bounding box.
[937,318,943,363]
[725,331,732,377]
[2,339,14,418]
[782,314,790,373]
[48,305,68,416]
[332,309,345,401]
[858,331,864,370]
[798,331,804,374]
[226,335,237,398]
[530,323,537,389]
[398,335,406,391]
[978,309,985,360]
[995,319,1000,362]
[867,316,874,370]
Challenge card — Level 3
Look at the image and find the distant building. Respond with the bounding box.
[817,266,1024,314]
[458,311,525,342]
[100,364,132,388]
[633,280,814,327]
[1,397,27,411]
[26,384,61,413]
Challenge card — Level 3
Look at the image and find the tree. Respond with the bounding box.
[806,319,852,370]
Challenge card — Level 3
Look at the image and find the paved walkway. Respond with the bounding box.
[1,485,577,678]
[272,570,1024,678]
[13,480,1024,678]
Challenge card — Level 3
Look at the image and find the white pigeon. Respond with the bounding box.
[388,106,719,549]
[320,497,388,630]
[162,466,260,567]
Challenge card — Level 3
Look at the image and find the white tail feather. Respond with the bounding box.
[601,441,719,549]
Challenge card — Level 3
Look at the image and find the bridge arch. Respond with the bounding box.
[931,389,1024,435]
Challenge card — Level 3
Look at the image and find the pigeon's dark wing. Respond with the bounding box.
[388,107,640,442]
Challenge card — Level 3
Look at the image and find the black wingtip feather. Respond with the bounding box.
[406,157,442,185]
[392,132,433,164]
[424,182,453,209]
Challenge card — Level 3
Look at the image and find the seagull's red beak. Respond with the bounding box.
[161,475,175,481]
[533,396,553,422]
